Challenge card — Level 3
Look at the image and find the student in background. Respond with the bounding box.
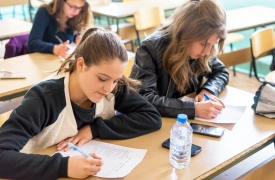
[28,0,93,57]
[0,28,161,179]
[130,0,229,119]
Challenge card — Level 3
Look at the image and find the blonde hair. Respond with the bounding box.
[162,0,226,93]
[42,0,93,33]
[58,27,140,94]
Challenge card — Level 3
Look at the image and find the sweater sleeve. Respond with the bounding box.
[90,85,162,139]
[0,85,68,179]
[130,39,196,118]
[28,7,55,53]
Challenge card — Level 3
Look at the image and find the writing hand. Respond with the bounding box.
[53,40,70,57]
[68,153,103,178]
[195,89,225,108]
[195,101,223,119]
[57,125,93,152]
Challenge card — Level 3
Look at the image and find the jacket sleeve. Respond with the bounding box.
[130,40,196,118]
[90,85,162,139]
[199,57,229,96]
[28,8,55,53]
[0,87,68,180]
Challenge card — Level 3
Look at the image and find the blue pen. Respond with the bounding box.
[68,142,92,158]
[203,93,211,101]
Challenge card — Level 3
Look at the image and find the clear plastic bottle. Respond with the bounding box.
[169,114,193,169]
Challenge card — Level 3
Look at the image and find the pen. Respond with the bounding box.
[68,142,92,158]
[55,35,63,44]
[203,93,211,101]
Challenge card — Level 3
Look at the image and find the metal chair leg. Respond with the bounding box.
[230,44,237,76]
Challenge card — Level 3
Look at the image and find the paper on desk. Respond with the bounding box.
[181,96,246,123]
[55,140,147,178]
[59,43,77,62]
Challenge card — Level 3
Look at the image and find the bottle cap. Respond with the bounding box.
[177,114,187,123]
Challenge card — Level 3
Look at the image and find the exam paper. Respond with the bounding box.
[181,96,246,123]
[55,140,147,178]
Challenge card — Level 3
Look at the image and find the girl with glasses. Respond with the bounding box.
[28,0,93,58]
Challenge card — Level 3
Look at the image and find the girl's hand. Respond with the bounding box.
[194,89,225,108]
[194,101,223,119]
[53,40,69,57]
[57,125,93,151]
[68,153,103,178]
[75,35,82,44]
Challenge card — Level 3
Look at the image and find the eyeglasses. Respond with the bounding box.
[65,1,83,11]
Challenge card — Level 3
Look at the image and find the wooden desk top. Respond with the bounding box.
[91,0,185,18]
[0,19,32,40]
[0,53,61,100]
[0,52,134,101]
[33,86,275,180]
[227,5,275,33]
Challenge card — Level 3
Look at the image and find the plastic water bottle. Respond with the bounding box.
[169,114,193,169]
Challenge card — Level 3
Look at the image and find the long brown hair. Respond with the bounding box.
[57,27,140,94]
[42,0,93,33]
[162,0,227,93]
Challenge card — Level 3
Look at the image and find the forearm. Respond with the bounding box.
[28,39,54,53]
[144,93,195,118]
[91,88,162,139]
[0,150,68,179]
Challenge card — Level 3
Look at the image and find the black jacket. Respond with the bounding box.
[130,31,229,119]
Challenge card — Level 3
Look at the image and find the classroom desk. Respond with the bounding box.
[0,52,135,101]
[90,0,185,33]
[92,3,275,34]
[227,5,275,33]
[32,86,275,180]
[0,19,32,41]
[0,53,61,101]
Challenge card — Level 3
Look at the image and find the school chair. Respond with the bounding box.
[124,52,135,77]
[0,110,12,127]
[224,33,244,76]
[0,0,29,21]
[134,6,165,45]
[4,33,29,59]
[249,26,275,83]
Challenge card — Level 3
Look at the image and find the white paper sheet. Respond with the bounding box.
[181,96,246,123]
[54,140,147,178]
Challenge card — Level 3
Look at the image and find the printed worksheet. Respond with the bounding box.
[54,140,147,178]
[181,96,246,123]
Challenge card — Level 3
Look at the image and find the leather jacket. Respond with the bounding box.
[130,30,229,118]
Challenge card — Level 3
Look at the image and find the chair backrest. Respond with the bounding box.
[134,6,165,31]
[250,27,275,58]
[4,33,29,59]
[0,110,12,127]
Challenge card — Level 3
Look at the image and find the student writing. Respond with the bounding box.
[28,0,93,57]
[130,0,229,119]
[0,27,162,179]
